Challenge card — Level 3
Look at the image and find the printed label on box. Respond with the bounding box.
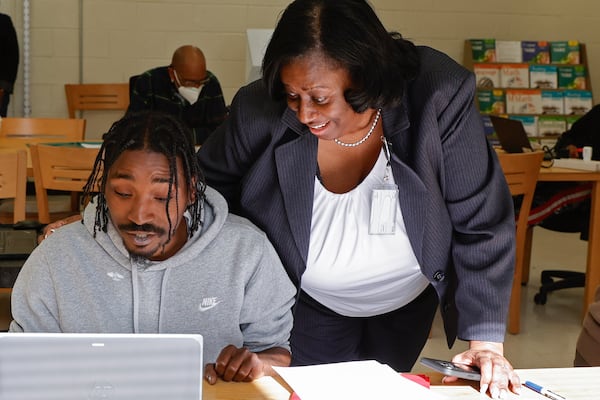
[474,64,501,88]
[541,91,564,114]
[563,90,592,115]
[477,89,505,114]
[510,115,538,137]
[506,89,542,114]
[529,65,557,89]
[521,41,550,64]
[550,41,580,64]
[538,116,566,137]
[495,41,522,62]
[470,39,496,62]
[500,64,529,88]
[558,66,587,89]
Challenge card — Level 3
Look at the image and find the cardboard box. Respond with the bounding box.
[538,116,566,137]
[558,66,587,89]
[476,89,505,114]
[563,90,592,115]
[529,65,557,89]
[506,89,542,114]
[470,39,496,62]
[500,64,529,88]
[474,64,501,88]
[521,41,550,64]
[495,41,522,62]
[510,115,538,137]
[541,91,564,114]
[550,41,580,64]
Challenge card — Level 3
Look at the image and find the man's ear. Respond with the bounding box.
[167,66,176,84]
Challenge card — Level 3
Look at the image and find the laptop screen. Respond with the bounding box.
[0,333,203,400]
[489,115,534,153]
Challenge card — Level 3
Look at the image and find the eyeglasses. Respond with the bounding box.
[172,69,210,88]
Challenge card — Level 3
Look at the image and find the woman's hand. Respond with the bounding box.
[38,214,82,243]
[204,345,290,385]
[443,341,521,399]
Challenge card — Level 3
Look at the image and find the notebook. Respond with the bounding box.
[489,115,534,153]
[0,332,203,400]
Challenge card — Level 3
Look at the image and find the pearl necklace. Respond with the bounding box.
[334,108,382,147]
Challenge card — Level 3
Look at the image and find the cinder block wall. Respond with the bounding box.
[2,0,600,138]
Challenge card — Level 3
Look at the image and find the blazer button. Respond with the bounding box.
[433,270,445,282]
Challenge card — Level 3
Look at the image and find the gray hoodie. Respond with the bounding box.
[10,186,296,364]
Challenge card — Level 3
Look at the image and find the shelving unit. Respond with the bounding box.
[463,39,593,146]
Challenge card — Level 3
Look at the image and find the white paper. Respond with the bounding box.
[274,360,447,400]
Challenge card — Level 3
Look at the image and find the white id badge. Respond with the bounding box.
[369,184,398,235]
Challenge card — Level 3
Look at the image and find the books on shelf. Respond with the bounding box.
[506,89,542,114]
[530,65,558,89]
[563,90,593,115]
[500,64,530,88]
[522,41,550,64]
[550,41,580,64]
[541,91,564,115]
[558,66,587,89]
[474,64,501,88]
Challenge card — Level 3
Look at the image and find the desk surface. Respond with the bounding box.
[203,367,600,399]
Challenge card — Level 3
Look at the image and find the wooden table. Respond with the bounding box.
[538,166,600,315]
[203,367,600,399]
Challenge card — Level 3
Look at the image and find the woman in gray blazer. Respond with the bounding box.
[197,0,519,398]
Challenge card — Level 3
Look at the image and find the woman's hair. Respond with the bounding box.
[262,0,420,113]
[82,111,206,238]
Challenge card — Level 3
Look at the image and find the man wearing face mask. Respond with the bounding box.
[128,45,228,144]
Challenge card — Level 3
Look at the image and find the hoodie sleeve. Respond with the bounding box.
[9,246,62,333]
[238,237,296,353]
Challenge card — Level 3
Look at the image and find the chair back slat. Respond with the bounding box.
[65,83,130,118]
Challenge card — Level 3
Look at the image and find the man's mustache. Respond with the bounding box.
[118,223,166,235]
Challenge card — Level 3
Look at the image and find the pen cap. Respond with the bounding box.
[525,381,543,392]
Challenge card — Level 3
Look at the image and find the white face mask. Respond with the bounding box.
[173,70,202,105]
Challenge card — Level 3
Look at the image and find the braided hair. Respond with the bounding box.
[82,111,206,239]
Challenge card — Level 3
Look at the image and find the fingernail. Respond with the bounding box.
[490,387,499,399]
[480,383,489,395]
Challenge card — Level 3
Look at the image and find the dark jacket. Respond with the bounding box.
[197,46,515,347]
[556,104,600,160]
[128,66,228,144]
[0,13,19,93]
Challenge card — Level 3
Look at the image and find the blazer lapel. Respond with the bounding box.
[275,117,318,267]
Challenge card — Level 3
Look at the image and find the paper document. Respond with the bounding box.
[552,158,600,172]
[274,360,447,400]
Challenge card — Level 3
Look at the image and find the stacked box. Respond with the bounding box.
[558,66,587,89]
[510,115,538,137]
[550,41,580,64]
[541,91,564,114]
[563,90,593,115]
[470,39,496,62]
[477,89,505,114]
[480,114,499,146]
[495,41,522,62]
[529,65,557,89]
[500,64,529,88]
[474,64,501,88]
[538,116,566,137]
[506,89,542,114]
[521,41,550,64]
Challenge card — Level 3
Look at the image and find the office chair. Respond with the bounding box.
[528,183,591,305]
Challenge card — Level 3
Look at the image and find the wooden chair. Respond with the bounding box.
[0,150,27,224]
[497,151,544,334]
[65,83,130,118]
[0,117,86,143]
[30,144,99,224]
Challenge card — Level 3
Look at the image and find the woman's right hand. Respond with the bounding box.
[38,214,83,243]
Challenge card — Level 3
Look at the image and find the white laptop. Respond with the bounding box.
[0,332,203,400]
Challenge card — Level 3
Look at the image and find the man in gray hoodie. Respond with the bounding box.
[9,111,296,385]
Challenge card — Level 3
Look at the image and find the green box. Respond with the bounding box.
[470,39,496,62]
[550,41,580,64]
[477,89,505,114]
[558,66,586,89]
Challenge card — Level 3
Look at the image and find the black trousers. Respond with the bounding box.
[290,284,438,372]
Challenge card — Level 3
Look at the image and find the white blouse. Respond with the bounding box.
[301,149,429,317]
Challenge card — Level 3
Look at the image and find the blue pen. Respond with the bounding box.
[524,380,566,400]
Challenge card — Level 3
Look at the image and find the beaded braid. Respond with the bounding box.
[82,111,206,239]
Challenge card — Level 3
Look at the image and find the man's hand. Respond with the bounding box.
[204,345,290,385]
